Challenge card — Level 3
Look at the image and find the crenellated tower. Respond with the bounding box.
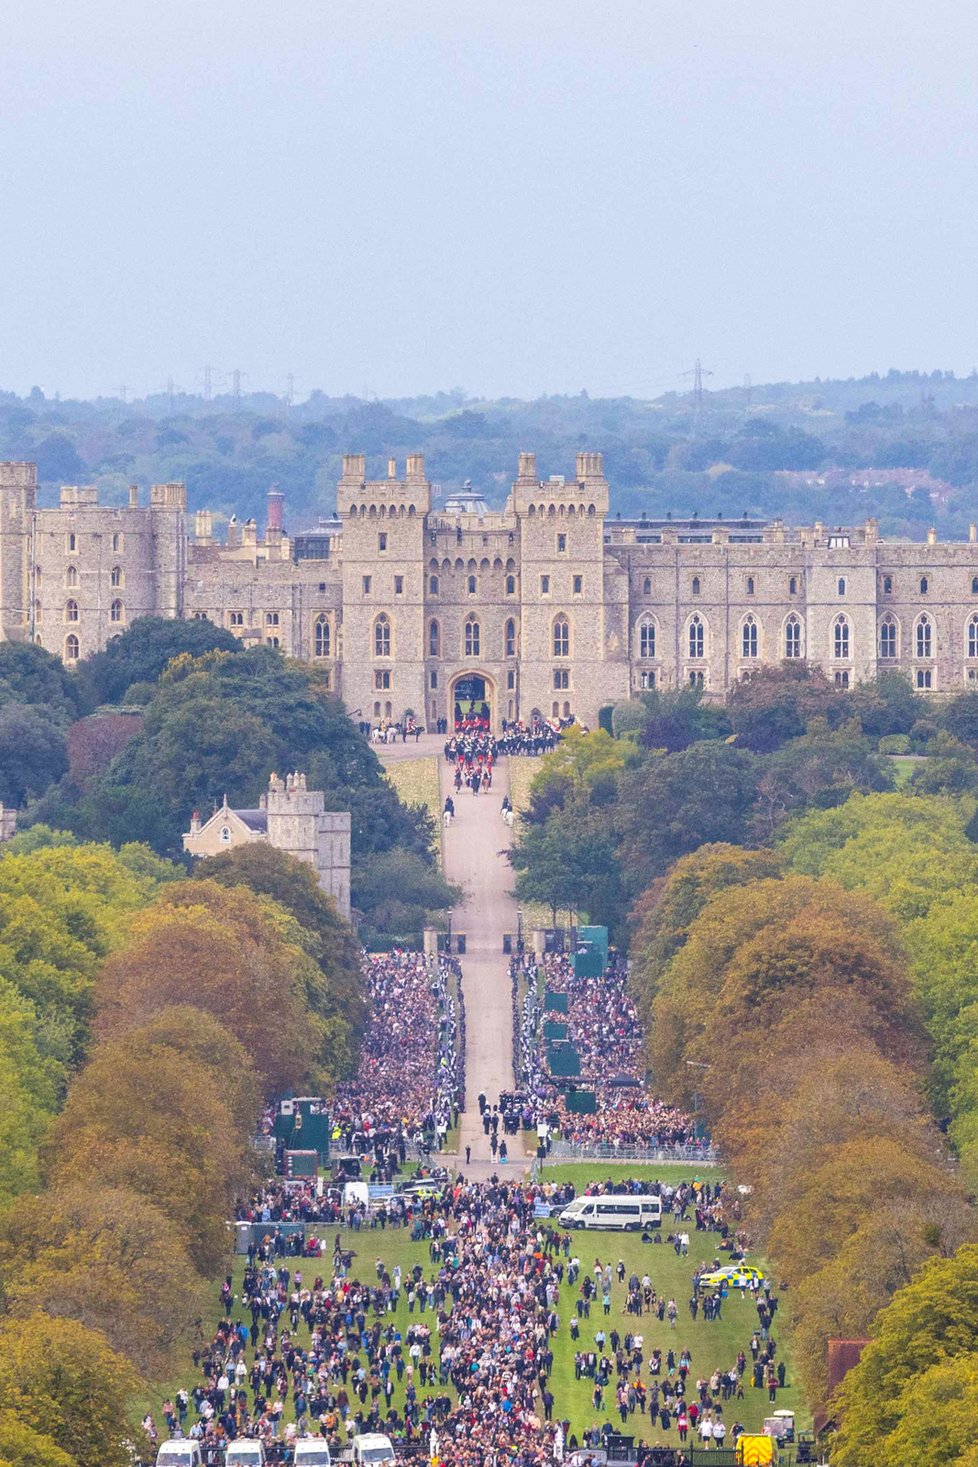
[337,454,430,725]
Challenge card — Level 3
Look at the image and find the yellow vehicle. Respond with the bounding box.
[737,1434,777,1465]
[699,1262,766,1291]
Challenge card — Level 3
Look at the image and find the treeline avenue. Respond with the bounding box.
[0,825,366,1467]
[513,667,978,1463]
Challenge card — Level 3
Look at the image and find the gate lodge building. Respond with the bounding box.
[3,452,978,729]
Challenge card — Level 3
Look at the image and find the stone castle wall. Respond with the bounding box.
[4,455,978,724]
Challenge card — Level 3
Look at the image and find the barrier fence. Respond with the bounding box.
[544,1140,719,1165]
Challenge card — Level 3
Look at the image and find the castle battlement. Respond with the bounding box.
[5,453,978,726]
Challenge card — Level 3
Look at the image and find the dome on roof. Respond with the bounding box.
[443,487,491,516]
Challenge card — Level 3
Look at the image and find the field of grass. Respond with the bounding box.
[888,754,925,788]
[384,755,443,855]
[139,1160,802,1448]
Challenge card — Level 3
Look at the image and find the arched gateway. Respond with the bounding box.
[451,672,495,731]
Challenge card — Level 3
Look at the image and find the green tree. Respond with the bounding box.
[832,1245,978,1466]
[0,1410,76,1467]
[617,743,759,896]
[779,792,978,921]
[0,706,68,805]
[77,613,240,705]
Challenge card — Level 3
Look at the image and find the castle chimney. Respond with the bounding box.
[388,457,397,479]
[128,484,139,508]
[190,810,201,835]
[517,452,537,482]
[342,453,366,482]
[405,453,426,480]
[194,509,213,544]
[266,488,284,532]
[927,526,937,545]
[970,524,977,543]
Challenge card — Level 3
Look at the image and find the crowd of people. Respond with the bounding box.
[330,951,465,1164]
[513,953,700,1153]
[143,1166,781,1466]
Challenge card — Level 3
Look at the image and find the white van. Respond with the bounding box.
[294,1440,333,1467]
[558,1193,662,1231]
[156,1445,202,1467]
[352,1432,396,1465]
[225,1442,266,1467]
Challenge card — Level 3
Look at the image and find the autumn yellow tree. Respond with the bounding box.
[0,1313,137,1467]
[93,880,320,1094]
[0,1183,203,1376]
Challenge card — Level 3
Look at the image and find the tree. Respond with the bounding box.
[0,643,80,723]
[908,732,978,797]
[0,1184,203,1376]
[0,1314,138,1467]
[789,1195,977,1407]
[0,706,67,805]
[93,882,320,1095]
[48,1031,249,1272]
[511,797,625,939]
[0,1410,75,1467]
[749,718,893,842]
[629,844,781,1017]
[353,849,460,949]
[635,686,731,753]
[779,792,978,921]
[727,665,845,752]
[77,614,240,705]
[194,843,366,1072]
[832,1245,978,1466]
[617,743,759,896]
[766,1138,965,1287]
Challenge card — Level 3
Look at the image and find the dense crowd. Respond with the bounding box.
[145,1170,779,1466]
[331,951,465,1163]
[514,954,698,1152]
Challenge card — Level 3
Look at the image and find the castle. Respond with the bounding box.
[4,451,978,726]
[183,772,351,918]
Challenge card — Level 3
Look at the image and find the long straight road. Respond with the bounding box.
[439,755,519,1174]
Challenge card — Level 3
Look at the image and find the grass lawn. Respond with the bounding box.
[888,754,925,788]
[541,1217,804,1442]
[506,758,539,818]
[137,1162,804,1450]
[384,756,443,856]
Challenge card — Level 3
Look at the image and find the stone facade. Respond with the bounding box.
[183,772,351,918]
[5,454,978,724]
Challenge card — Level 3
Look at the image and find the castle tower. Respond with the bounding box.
[264,772,351,918]
[336,454,430,727]
[512,452,627,722]
[0,463,37,643]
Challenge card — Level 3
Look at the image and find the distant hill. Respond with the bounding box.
[4,371,978,540]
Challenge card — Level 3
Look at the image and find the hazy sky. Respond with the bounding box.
[2,2,976,401]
